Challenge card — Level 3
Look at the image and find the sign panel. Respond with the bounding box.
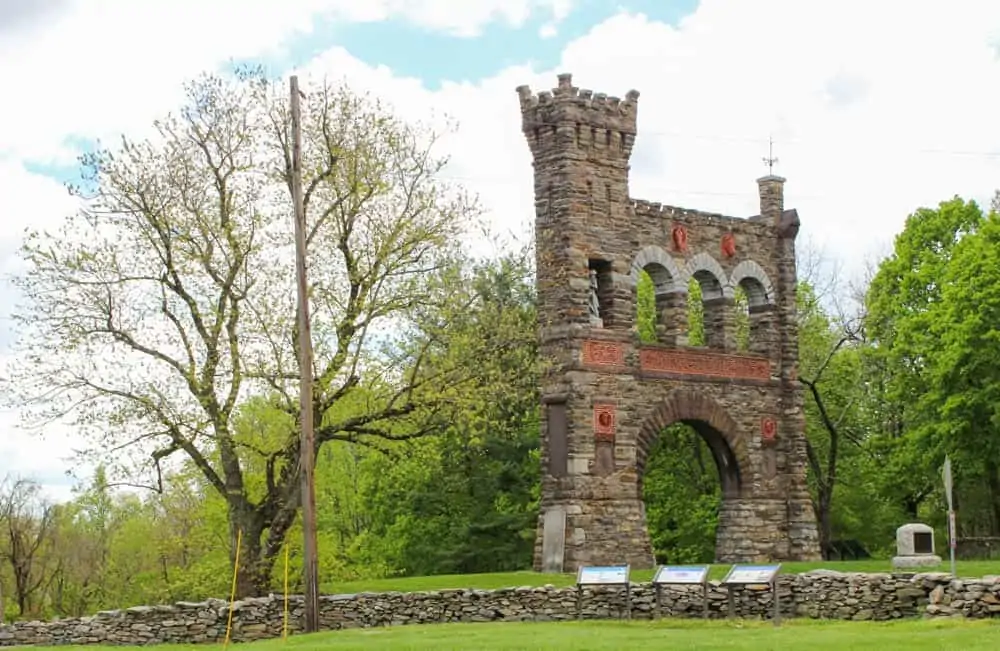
[943,456,954,511]
[653,565,710,585]
[948,511,957,550]
[722,564,781,585]
[577,565,630,585]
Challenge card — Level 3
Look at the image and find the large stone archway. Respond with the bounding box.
[517,73,821,573]
[636,389,746,499]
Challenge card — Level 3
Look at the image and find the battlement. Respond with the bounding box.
[516,73,640,149]
[631,200,774,234]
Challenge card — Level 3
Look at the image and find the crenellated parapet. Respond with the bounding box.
[516,73,640,161]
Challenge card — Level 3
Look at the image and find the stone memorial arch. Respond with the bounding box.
[515,73,822,572]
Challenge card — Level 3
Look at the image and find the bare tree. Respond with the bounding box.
[4,68,488,597]
[0,477,57,617]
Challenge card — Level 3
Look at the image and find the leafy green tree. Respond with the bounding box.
[4,68,487,597]
[864,197,985,518]
[351,251,541,576]
[796,282,871,556]
[926,209,1000,534]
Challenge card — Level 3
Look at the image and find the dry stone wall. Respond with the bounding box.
[1,572,997,646]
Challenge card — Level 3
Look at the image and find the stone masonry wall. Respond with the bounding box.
[0,573,996,646]
[518,72,820,573]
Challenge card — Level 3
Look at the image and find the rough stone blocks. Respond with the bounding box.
[518,73,822,572]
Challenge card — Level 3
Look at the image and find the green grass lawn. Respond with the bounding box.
[30,620,1000,651]
[321,559,1000,594]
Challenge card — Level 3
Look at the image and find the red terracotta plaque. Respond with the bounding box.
[761,416,777,442]
[582,340,625,367]
[639,348,771,380]
[721,232,736,258]
[671,224,688,253]
[593,404,616,442]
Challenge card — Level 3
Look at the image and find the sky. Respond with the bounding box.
[2,0,1000,501]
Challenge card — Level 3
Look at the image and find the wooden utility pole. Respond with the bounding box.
[290,74,320,633]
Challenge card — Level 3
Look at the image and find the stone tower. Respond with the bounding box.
[515,73,821,572]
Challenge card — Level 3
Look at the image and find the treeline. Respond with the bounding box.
[2,68,999,621]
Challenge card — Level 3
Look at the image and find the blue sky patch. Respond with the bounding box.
[23,135,96,189]
[236,0,699,89]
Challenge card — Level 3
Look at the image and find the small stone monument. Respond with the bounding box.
[891,523,942,569]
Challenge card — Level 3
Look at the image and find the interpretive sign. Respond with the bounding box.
[653,565,709,585]
[652,565,710,619]
[577,565,630,585]
[575,565,631,621]
[722,564,780,585]
[721,564,782,625]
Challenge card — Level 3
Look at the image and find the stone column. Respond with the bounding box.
[702,297,737,351]
[748,304,778,360]
[654,289,687,346]
[757,174,822,561]
[757,175,785,224]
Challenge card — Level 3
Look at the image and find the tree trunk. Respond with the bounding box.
[986,458,1000,536]
[235,539,278,598]
[229,506,266,598]
[229,502,300,598]
[816,487,833,560]
[903,495,921,520]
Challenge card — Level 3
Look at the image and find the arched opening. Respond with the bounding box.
[679,253,732,350]
[632,246,686,346]
[686,277,704,345]
[636,391,748,564]
[732,261,775,356]
[635,265,685,345]
[738,277,772,356]
[642,422,729,563]
[733,285,750,352]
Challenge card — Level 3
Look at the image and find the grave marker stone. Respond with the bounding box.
[891,523,942,569]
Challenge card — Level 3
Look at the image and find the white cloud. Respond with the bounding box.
[0,0,575,165]
[290,0,1000,273]
[321,0,574,37]
[5,0,1000,496]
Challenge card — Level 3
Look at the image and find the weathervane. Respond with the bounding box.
[762,136,779,175]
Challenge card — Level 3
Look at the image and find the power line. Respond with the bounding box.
[498,120,1000,158]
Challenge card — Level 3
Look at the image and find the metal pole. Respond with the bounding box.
[943,456,957,576]
[772,579,781,626]
[290,74,320,634]
[949,510,957,576]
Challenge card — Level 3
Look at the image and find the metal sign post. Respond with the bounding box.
[652,565,711,619]
[575,566,631,621]
[721,564,782,626]
[943,456,957,576]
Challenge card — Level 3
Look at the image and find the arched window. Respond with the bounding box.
[686,253,732,350]
[730,260,776,356]
[632,247,685,345]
